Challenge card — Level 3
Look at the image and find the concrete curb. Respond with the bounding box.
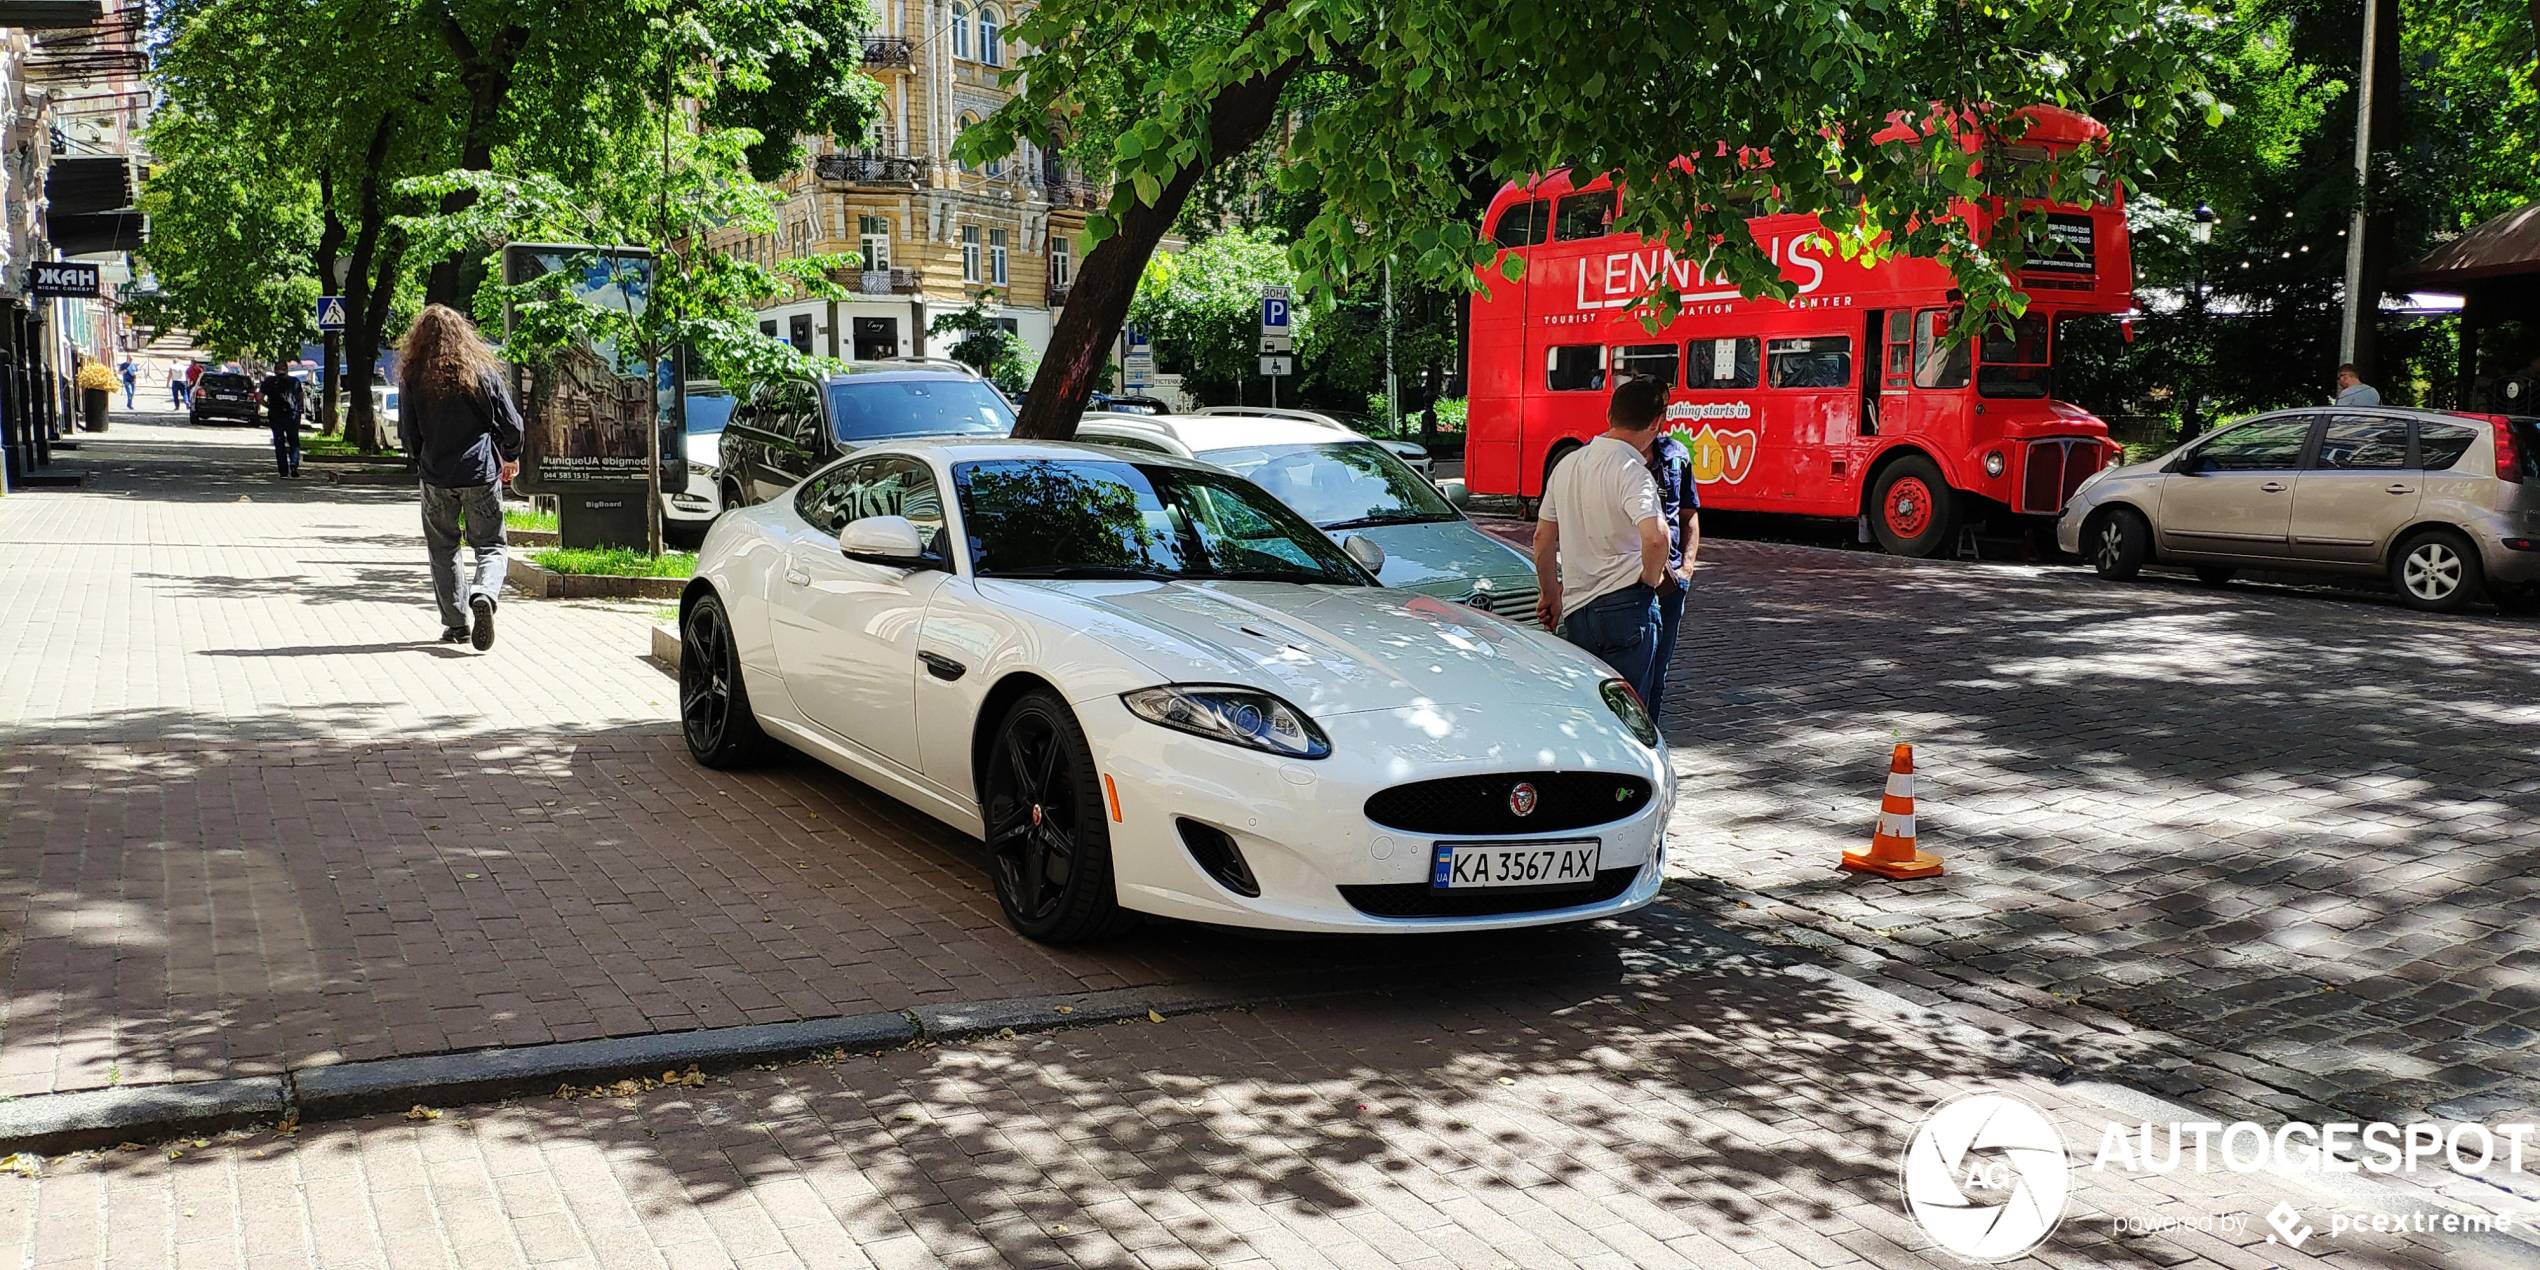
[507,558,687,601]
[650,620,680,666]
[0,1078,287,1157]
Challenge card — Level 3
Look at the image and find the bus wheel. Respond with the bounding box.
[1869,456,1957,558]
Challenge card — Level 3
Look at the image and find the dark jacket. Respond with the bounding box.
[397,367,524,488]
[260,372,305,421]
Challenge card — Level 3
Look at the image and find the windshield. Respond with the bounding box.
[1199,440,1457,529]
[826,378,1013,443]
[953,458,1370,585]
[683,392,735,435]
[1978,313,2051,399]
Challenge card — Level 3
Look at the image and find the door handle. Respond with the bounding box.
[783,567,811,586]
[918,651,966,681]
[2385,484,2416,495]
[2259,481,2287,493]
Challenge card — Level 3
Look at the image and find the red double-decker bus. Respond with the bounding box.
[1465,107,2131,557]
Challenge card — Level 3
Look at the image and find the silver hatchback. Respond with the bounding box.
[2057,407,2540,613]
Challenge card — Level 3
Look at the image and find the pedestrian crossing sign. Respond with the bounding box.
[316,296,347,330]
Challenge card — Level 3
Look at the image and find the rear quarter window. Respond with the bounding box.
[2416,420,2479,471]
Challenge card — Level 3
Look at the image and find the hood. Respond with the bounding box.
[1340,520,1535,599]
[984,578,1613,716]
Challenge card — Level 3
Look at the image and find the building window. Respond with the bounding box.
[962,225,981,283]
[978,6,1001,65]
[859,215,890,271]
[1050,234,1070,287]
[951,2,971,59]
[988,228,1009,285]
[957,112,979,173]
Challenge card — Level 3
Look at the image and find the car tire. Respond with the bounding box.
[2193,565,2236,585]
[2087,507,2151,580]
[1868,455,1958,558]
[2390,528,2484,613]
[721,478,748,511]
[982,688,1138,944]
[680,592,778,768]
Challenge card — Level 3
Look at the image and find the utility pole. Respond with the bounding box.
[2338,0,2379,369]
[1384,258,1399,436]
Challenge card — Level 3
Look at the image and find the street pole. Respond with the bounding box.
[2338,0,2378,368]
[1384,259,1399,437]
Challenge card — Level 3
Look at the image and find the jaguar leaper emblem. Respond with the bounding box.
[1510,782,1539,817]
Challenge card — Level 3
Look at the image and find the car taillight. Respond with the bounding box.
[249,391,263,403]
[2497,420,2524,484]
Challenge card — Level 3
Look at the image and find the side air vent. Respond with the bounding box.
[1177,819,1260,898]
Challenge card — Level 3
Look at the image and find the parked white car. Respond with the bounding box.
[1190,405,1435,475]
[663,381,737,543]
[679,440,1671,942]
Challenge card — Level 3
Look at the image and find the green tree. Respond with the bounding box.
[928,294,1038,395]
[964,0,2214,441]
[1126,227,1298,403]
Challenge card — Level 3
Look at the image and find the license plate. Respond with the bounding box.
[1432,840,1600,890]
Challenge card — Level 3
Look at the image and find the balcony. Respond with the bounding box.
[1047,282,1073,308]
[814,153,932,188]
[830,267,925,296]
[861,36,914,68]
[1041,176,1106,210]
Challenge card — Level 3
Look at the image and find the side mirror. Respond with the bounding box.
[1436,478,1472,509]
[840,515,933,568]
[2168,451,2205,476]
[1342,534,1387,576]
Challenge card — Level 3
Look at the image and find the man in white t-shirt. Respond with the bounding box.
[1532,376,1672,708]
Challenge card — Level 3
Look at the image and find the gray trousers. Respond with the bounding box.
[421,482,507,628]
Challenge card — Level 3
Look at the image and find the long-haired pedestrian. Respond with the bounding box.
[396,304,524,650]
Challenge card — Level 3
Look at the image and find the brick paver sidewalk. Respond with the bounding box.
[7,953,2525,1270]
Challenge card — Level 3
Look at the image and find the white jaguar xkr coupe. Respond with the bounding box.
[678,439,1672,942]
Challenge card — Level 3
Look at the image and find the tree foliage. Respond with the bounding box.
[1127,227,1299,396]
[927,294,1038,394]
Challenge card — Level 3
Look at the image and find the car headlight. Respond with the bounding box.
[1599,678,1659,748]
[1122,685,1332,759]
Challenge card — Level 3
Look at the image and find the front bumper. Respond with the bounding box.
[662,468,723,524]
[1087,695,1673,933]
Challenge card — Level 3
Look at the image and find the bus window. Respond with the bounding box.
[1686,337,1760,389]
[1613,344,1679,387]
[1913,310,1971,389]
[1552,191,1614,241]
[1978,313,2051,399]
[1883,311,1911,391]
[1492,200,1548,248]
[1766,337,1852,389]
[1546,345,1608,391]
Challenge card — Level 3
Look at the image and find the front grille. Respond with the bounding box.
[1365,771,1652,836]
[1339,866,1642,918]
[1465,585,1539,619]
[2019,438,2107,515]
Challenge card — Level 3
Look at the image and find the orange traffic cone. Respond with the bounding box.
[1841,743,1944,879]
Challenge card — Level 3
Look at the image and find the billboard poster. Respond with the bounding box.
[501,244,683,494]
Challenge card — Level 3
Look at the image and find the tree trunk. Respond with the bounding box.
[343,114,398,453]
[1011,57,1304,440]
[424,17,525,309]
[315,168,346,435]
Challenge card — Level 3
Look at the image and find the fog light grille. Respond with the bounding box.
[1177,819,1260,898]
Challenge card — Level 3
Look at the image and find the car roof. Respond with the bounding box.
[1072,412,1371,452]
[856,436,1230,472]
[826,358,983,380]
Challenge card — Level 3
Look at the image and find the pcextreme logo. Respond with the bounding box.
[1666,417,1757,485]
[1901,1090,2071,1262]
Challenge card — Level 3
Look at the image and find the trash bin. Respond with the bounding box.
[80,387,109,432]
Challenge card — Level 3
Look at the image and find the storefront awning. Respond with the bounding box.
[2393,201,2540,291]
[44,156,128,217]
[47,211,142,256]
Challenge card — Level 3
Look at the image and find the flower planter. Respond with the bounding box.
[79,388,109,432]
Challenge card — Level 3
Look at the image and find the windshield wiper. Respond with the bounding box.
[1195,569,1348,583]
[989,566,1178,581]
[1319,511,1457,530]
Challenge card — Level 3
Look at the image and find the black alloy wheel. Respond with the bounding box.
[680,592,775,767]
[982,689,1136,943]
[2089,507,2151,580]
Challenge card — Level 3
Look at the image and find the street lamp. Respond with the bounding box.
[2185,202,2217,440]
[2190,201,2216,244]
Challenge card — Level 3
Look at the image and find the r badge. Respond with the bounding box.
[1509,782,1539,818]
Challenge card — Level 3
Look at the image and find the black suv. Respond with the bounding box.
[717,365,1015,509]
[189,372,262,426]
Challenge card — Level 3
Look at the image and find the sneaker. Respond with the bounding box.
[440,626,470,643]
[469,594,496,650]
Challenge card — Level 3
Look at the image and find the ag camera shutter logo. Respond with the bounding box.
[1902,1090,2071,1261]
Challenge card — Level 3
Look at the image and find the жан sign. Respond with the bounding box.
[29,262,99,298]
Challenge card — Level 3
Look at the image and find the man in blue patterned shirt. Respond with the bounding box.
[1643,418,1702,720]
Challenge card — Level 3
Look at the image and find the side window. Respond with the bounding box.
[765,380,820,447]
[1913,310,1971,389]
[796,459,875,536]
[1766,336,1853,389]
[1491,200,1548,248]
[1612,343,1679,387]
[796,456,947,547]
[1552,191,1614,242]
[2416,420,2479,471]
[2312,417,2410,470]
[2193,418,2314,472]
[1545,345,1608,392]
[1686,337,1760,390]
[1883,311,1912,391]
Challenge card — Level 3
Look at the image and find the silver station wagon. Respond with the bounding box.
[2059,407,2540,613]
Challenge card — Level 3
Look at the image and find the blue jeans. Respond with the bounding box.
[1649,581,1685,721]
[421,482,508,630]
[1563,584,1661,710]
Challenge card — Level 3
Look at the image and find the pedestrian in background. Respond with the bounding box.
[117,360,136,409]
[1533,375,1671,712]
[259,364,306,478]
[1644,419,1702,720]
[184,360,202,404]
[167,365,186,409]
[396,304,523,650]
[2334,364,2380,407]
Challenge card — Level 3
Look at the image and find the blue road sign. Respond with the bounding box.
[1260,296,1290,333]
[316,296,348,331]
